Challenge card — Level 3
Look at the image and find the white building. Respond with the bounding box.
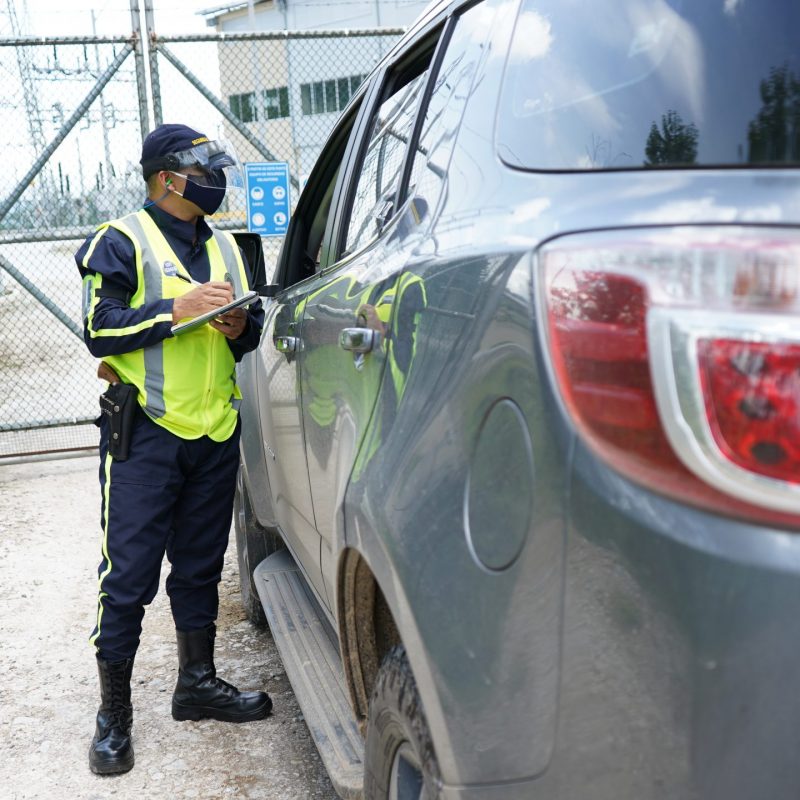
[201,0,429,175]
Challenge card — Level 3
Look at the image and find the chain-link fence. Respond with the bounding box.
[0,6,403,459]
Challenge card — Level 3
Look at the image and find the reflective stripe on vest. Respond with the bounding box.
[101,209,249,441]
[386,272,426,403]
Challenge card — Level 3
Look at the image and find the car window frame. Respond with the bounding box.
[326,14,455,266]
[273,90,373,291]
[317,73,386,272]
[392,11,462,210]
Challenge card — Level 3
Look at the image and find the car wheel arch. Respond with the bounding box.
[337,545,461,786]
[337,548,402,735]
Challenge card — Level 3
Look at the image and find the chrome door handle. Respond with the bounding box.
[339,328,380,353]
[274,335,298,353]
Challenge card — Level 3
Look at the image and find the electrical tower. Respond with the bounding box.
[4,0,58,216]
[5,0,47,154]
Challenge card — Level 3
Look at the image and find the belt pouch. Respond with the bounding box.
[99,382,138,461]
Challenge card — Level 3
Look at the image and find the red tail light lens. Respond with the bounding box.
[540,227,800,526]
[697,338,800,483]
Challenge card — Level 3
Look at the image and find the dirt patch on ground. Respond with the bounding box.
[0,455,338,800]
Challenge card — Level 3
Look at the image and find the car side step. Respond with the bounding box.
[254,550,364,799]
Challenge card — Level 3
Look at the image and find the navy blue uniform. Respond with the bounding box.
[77,204,264,661]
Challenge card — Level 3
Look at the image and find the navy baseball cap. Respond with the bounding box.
[140,123,211,179]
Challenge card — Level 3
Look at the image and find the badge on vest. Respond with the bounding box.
[162,260,178,277]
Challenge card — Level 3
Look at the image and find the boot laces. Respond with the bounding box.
[104,668,131,729]
[211,676,238,697]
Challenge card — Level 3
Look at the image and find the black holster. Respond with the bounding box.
[99,382,138,461]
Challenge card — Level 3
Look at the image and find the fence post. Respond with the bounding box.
[143,0,163,127]
[129,0,151,142]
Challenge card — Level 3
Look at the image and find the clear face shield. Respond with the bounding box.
[143,138,244,191]
[170,138,244,192]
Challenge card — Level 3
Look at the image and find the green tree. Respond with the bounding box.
[747,65,800,163]
[644,110,699,166]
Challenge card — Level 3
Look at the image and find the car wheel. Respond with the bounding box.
[233,467,283,626]
[364,645,442,800]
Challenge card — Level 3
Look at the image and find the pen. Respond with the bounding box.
[175,272,202,286]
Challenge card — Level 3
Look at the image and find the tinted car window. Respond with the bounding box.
[279,103,359,286]
[497,0,800,170]
[407,1,494,211]
[344,70,429,255]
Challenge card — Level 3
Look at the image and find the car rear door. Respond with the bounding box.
[297,27,447,609]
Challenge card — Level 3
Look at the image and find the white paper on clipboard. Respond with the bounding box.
[170,290,259,336]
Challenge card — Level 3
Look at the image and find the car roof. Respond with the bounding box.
[377,0,470,73]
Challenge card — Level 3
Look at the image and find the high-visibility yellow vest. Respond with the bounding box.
[373,272,426,404]
[350,271,426,483]
[100,209,249,441]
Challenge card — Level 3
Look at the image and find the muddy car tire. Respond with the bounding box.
[233,467,283,627]
[364,645,442,800]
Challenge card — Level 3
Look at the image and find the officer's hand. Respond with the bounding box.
[357,303,387,336]
[172,281,233,323]
[210,308,247,339]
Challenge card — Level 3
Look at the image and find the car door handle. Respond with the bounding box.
[339,327,380,353]
[274,335,298,353]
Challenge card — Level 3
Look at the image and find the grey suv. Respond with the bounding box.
[234,0,800,797]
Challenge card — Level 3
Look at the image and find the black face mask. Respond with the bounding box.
[173,170,227,215]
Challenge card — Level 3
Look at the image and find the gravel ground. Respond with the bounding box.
[0,454,339,800]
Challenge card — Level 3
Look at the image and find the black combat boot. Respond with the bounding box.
[89,654,135,775]
[171,623,272,723]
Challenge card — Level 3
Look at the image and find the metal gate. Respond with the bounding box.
[0,1,402,460]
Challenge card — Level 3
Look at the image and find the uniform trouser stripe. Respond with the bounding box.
[90,412,241,660]
[89,452,114,647]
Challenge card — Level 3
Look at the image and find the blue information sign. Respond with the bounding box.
[244,162,291,236]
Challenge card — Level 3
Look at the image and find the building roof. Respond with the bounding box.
[199,0,272,22]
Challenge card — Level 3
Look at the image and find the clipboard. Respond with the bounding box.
[170,290,259,336]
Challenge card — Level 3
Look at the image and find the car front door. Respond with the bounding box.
[256,102,367,607]
[256,288,320,591]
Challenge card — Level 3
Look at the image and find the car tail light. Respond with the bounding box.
[540,226,800,527]
[697,338,800,483]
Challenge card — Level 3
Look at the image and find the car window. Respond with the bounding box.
[278,104,359,287]
[406,1,494,210]
[342,63,432,256]
[497,0,800,170]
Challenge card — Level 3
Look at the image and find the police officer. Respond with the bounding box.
[75,123,270,776]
